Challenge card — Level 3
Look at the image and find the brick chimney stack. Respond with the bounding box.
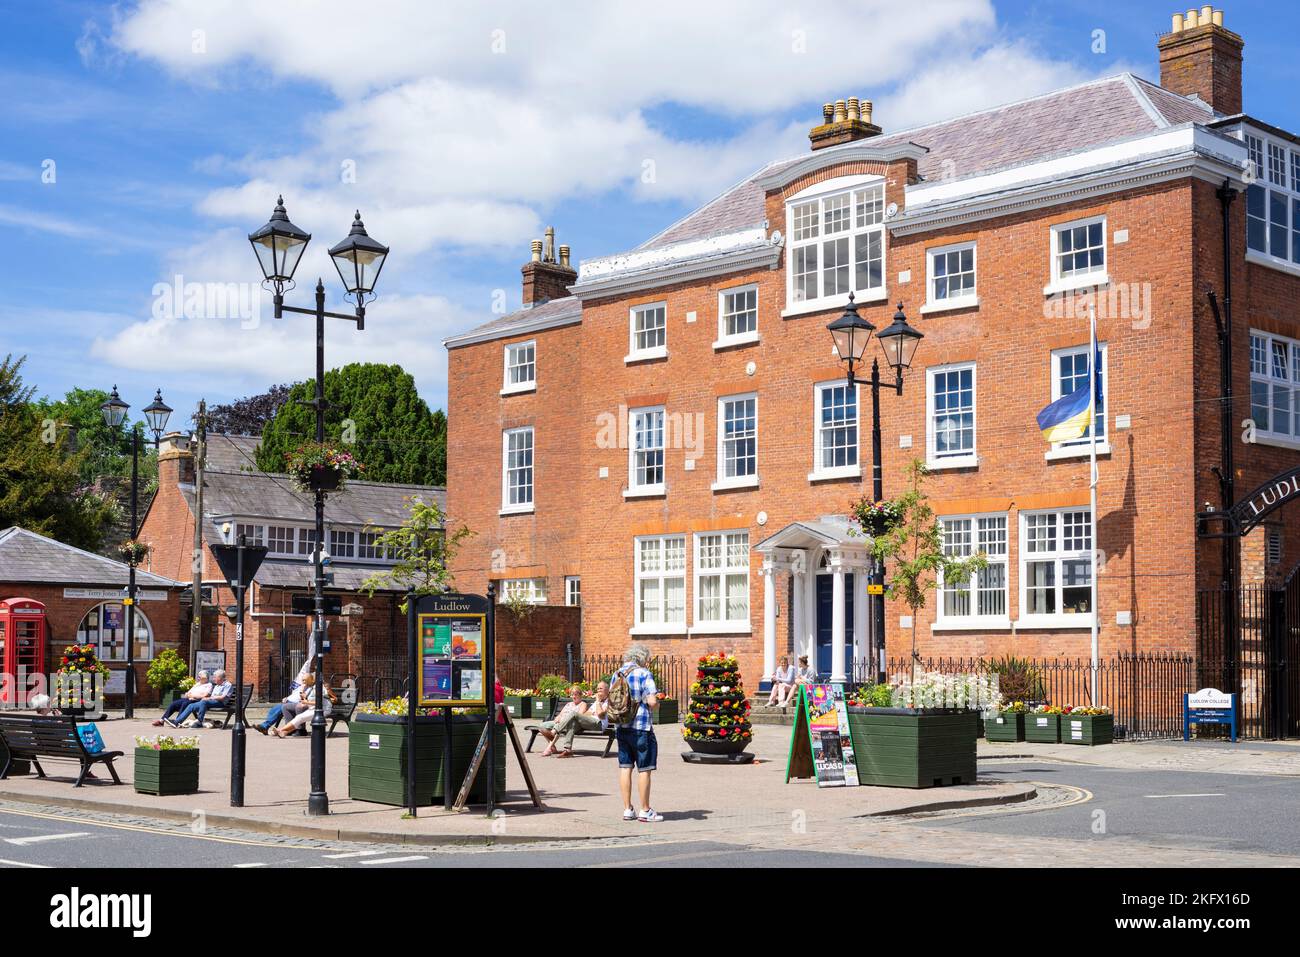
[157,431,194,486]
[520,226,577,306]
[808,96,882,151]
[1157,7,1243,115]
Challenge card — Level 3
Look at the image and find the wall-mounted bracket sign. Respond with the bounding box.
[1183,687,1236,742]
[415,593,490,708]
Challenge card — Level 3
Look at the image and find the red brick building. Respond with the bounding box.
[445,11,1300,691]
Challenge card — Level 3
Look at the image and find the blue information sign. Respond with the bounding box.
[1183,688,1236,742]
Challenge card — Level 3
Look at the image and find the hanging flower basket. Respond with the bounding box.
[117,539,151,566]
[852,499,903,537]
[285,443,363,493]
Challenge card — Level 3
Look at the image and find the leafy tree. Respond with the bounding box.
[0,355,118,549]
[35,386,158,491]
[255,363,446,485]
[207,383,291,435]
[360,496,473,612]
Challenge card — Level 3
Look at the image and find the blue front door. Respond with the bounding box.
[815,573,854,678]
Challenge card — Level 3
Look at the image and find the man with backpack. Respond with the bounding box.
[607,644,663,823]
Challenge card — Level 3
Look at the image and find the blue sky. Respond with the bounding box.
[2,0,1295,430]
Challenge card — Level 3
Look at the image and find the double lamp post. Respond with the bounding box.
[246,197,389,816]
[827,293,924,679]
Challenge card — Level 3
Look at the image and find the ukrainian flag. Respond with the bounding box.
[1037,348,1102,443]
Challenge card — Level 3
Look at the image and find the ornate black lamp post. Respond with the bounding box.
[101,387,172,717]
[248,197,388,816]
[828,295,923,680]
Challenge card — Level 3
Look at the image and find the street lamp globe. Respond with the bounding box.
[328,211,389,299]
[100,386,129,430]
[248,196,311,288]
[142,389,173,439]
[876,301,924,372]
[827,292,875,366]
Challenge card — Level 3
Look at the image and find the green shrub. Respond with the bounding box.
[535,674,570,697]
[146,649,189,692]
[988,656,1045,701]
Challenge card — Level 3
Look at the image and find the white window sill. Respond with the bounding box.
[808,466,861,482]
[1045,442,1112,461]
[623,485,666,499]
[624,347,667,364]
[498,504,535,516]
[1043,273,1109,297]
[926,455,978,471]
[919,296,979,315]
[931,617,1011,632]
[1015,615,1096,630]
[782,289,886,319]
[1245,248,1300,277]
[713,332,760,350]
[499,383,536,397]
[1249,432,1300,451]
[689,622,752,636]
[711,475,759,492]
[629,624,687,636]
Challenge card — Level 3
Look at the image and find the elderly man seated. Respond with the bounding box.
[153,671,212,727]
[170,670,234,728]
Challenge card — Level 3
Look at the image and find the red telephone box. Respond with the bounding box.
[0,597,47,706]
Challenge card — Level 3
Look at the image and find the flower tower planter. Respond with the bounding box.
[681,653,752,760]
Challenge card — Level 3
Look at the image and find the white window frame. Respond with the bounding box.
[809,380,861,482]
[565,576,581,607]
[1045,215,1107,295]
[1249,329,1300,449]
[715,283,760,348]
[267,525,295,556]
[1018,508,1095,628]
[235,523,265,546]
[328,528,356,559]
[632,535,687,634]
[625,405,666,497]
[77,601,155,664]
[501,426,535,515]
[502,340,536,395]
[498,578,547,604]
[691,530,750,634]
[713,392,759,491]
[1243,128,1300,276]
[920,241,978,314]
[297,527,318,558]
[925,362,978,470]
[783,176,887,317]
[933,514,1010,630]
[1045,342,1110,460]
[357,530,386,561]
[626,301,668,363]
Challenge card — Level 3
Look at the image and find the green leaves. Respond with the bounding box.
[359,496,473,609]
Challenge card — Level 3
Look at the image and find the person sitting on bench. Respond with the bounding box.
[274,682,335,737]
[153,672,211,727]
[30,693,59,716]
[257,675,313,735]
[170,670,233,728]
[539,685,593,757]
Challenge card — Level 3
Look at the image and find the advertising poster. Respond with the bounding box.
[417,611,486,707]
[784,683,859,788]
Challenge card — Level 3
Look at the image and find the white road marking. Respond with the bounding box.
[232,862,268,868]
[323,850,385,859]
[1143,793,1226,799]
[358,855,427,866]
[4,832,91,845]
[0,858,50,868]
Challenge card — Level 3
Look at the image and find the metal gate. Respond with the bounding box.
[267,626,310,700]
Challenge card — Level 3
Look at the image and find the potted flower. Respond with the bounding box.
[54,643,110,716]
[654,692,679,725]
[986,699,1028,743]
[285,442,363,493]
[852,498,903,537]
[145,649,189,709]
[501,687,533,719]
[1026,704,1063,743]
[1060,705,1114,745]
[117,539,150,566]
[349,698,505,806]
[532,674,569,718]
[681,652,752,757]
[134,734,200,795]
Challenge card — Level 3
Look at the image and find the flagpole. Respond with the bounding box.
[1089,304,1099,706]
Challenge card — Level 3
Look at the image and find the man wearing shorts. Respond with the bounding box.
[612,644,663,823]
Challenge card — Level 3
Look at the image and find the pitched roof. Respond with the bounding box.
[203,433,263,473]
[0,527,185,588]
[443,295,581,349]
[639,73,1214,252]
[252,559,403,592]
[183,471,443,530]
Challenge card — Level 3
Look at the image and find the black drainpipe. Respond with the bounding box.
[1213,178,1238,694]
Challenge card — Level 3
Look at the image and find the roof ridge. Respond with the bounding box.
[637,161,774,251]
[1121,73,1170,129]
[0,526,182,586]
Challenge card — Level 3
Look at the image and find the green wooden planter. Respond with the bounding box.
[160,690,178,710]
[846,708,977,788]
[134,747,200,796]
[1025,713,1061,743]
[655,699,679,724]
[502,695,532,720]
[985,712,1025,742]
[348,713,506,807]
[1061,713,1113,745]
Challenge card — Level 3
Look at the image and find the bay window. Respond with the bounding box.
[785,179,886,313]
[1244,130,1300,269]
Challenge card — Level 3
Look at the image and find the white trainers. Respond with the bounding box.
[622,807,637,821]
[637,808,665,823]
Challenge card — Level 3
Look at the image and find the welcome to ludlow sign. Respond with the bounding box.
[1226,465,1300,535]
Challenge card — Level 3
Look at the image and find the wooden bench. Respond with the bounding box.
[524,697,615,757]
[327,685,357,736]
[0,714,124,787]
[200,684,254,729]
